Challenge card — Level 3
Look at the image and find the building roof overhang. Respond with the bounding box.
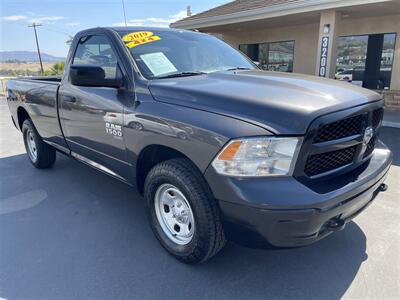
[171,0,392,29]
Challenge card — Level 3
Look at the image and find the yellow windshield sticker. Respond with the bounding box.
[122,31,161,48]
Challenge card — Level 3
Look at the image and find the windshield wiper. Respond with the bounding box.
[157,71,206,79]
[225,67,252,71]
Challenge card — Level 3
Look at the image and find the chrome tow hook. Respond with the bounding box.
[326,218,345,232]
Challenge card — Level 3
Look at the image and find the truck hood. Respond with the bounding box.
[148,70,382,134]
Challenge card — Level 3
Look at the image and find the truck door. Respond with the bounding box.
[59,34,130,181]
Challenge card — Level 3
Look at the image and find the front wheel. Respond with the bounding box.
[22,119,56,169]
[144,158,226,264]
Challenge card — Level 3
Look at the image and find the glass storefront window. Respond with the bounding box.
[239,44,259,62]
[336,35,368,86]
[336,33,396,90]
[239,40,294,72]
[267,41,294,72]
[380,33,396,89]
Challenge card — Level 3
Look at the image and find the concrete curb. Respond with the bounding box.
[382,121,400,129]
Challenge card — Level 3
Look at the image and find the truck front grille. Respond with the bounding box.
[299,106,383,178]
[305,146,357,177]
[372,108,383,129]
[313,114,363,143]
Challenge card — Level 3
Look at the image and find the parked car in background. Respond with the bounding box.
[335,69,353,81]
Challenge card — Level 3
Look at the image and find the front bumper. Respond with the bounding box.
[204,140,392,247]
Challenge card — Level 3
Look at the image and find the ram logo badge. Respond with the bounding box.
[363,127,374,145]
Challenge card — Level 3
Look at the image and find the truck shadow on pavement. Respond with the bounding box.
[0,153,369,300]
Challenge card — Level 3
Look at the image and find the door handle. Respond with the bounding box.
[64,95,76,103]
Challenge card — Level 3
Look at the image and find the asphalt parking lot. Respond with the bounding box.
[0,99,399,300]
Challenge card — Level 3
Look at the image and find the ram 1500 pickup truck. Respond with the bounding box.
[6,27,392,264]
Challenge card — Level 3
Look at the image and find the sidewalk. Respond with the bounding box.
[383,108,400,128]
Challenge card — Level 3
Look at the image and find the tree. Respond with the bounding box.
[43,61,65,76]
[51,61,65,75]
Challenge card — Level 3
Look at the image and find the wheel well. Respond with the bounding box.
[17,107,30,130]
[136,145,189,195]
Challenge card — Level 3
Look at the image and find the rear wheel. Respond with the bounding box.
[22,119,56,169]
[144,158,226,264]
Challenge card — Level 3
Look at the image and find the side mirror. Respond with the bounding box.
[69,65,123,89]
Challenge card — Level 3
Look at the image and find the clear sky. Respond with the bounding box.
[0,0,229,57]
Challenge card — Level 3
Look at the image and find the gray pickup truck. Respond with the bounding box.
[6,27,392,264]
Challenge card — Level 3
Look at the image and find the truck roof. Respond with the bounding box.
[74,26,195,38]
[76,26,190,34]
[108,26,186,32]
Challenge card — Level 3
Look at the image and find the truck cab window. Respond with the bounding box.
[72,35,122,80]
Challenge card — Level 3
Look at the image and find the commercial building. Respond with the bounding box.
[171,0,400,108]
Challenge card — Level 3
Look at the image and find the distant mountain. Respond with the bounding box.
[0,51,65,62]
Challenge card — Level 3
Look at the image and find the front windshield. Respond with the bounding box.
[118,29,256,79]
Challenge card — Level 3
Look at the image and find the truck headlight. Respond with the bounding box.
[212,137,301,177]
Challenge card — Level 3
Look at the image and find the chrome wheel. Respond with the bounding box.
[26,129,38,162]
[154,183,195,245]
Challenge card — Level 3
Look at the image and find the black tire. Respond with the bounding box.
[144,158,226,264]
[22,119,56,169]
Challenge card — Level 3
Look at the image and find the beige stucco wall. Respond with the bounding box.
[207,13,400,90]
[219,22,320,75]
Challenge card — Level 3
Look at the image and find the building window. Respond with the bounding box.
[336,35,368,80]
[239,40,294,72]
[380,33,396,89]
[336,33,396,90]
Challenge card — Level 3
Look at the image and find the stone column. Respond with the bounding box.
[315,10,340,79]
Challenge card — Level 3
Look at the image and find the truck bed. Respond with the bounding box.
[6,76,67,152]
[13,76,62,83]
